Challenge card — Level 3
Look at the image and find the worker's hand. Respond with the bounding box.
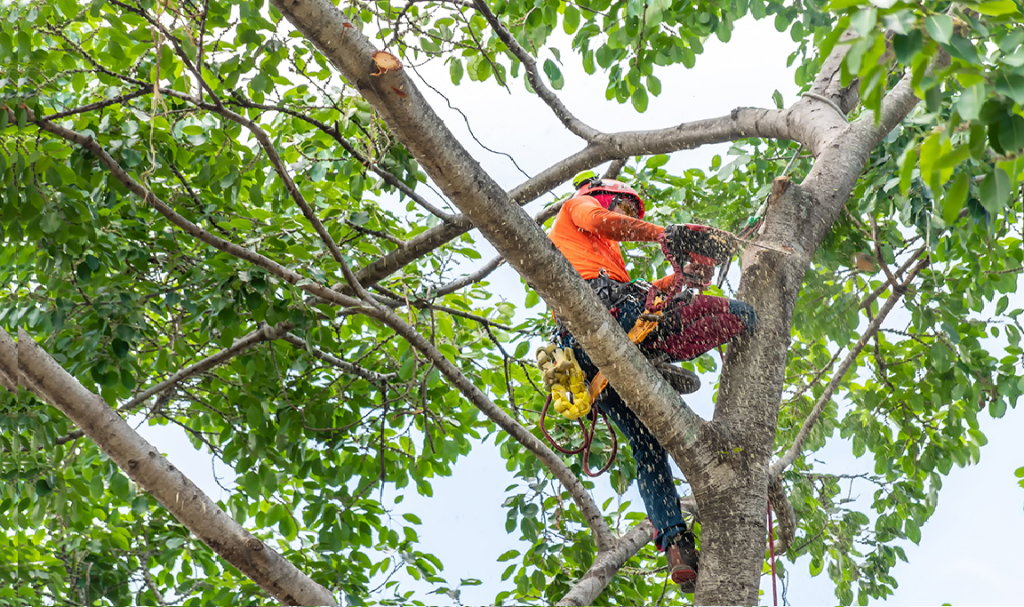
[681,262,714,286]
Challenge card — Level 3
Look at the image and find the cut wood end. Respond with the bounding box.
[768,176,791,205]
[372,51,402,76]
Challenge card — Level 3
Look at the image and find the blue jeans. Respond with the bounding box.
[558,296,687,549]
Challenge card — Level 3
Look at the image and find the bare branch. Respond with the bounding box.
[358,299,616,551]
[471,0,600,141]
[769,258,929,479]
[434,256,506,296]
[280,331,397,382]
[156,89,370,299]
[225,98,454,222]
[12,104,364,312]
[43,87,150,121]
[13,327,336,605]
[117,322,292,415]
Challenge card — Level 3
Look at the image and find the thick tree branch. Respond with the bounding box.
[557,521,655,606]
[12,328,336,606]
[769,258,928,479]
[471,0,599,141]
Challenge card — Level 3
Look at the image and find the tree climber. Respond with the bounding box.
[545,174,757,592]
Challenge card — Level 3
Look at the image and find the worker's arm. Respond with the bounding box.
[567,196,664,242]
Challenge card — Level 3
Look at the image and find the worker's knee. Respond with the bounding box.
[729,300,756,335]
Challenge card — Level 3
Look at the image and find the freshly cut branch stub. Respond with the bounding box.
[372,51,402,76]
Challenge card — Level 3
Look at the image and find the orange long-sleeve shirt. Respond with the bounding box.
[550,196,676,291]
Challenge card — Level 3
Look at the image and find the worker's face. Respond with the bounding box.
[610,196,639,218]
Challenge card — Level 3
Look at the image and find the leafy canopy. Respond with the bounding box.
[1,0,1023,604]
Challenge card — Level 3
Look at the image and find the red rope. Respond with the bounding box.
[768,499,778,607]
[538,394,618,477]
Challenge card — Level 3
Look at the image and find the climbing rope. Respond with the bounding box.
[538,393,618,477]
[768,499,779,607]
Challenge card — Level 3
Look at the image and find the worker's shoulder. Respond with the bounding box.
[561,194,600,212]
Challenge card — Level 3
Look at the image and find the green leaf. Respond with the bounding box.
[110,472,129,501]
[979,168,1011,215]
[647,75,661,96]
[956,84,986,121]
[772,89,784,109]
[850,8,876,37]
[631,85,649,113]
[994,73,1024,105]
[973,0,1018,16]
[946,35,980,65]
[40,213,61,234]
[990,398,1007,418]
[111,338,130,359]
[543,59,564,90]
[279,514,297,540]
[398,355,416,380]
[645,154,669,169]
[449,59,463,85]
[935,145,969,170]
[996,113,1024,153]
[905,519,921,544]
[942,172,969,225]
[893,30,923,65]
[513,341,530,358]
[563,5,580,34]
[57,0,78,18]
[925,15,953,45]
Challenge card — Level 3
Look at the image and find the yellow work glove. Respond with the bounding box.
[536,344,591,420]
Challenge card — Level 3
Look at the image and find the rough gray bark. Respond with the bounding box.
[8,328,337,606]
[0,328,15,394]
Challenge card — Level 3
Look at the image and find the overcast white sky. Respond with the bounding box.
[138,15,1024,606]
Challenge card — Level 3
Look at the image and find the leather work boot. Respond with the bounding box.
[665,532,700,593]
[655,362,700,394]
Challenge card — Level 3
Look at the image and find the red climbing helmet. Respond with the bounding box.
[573,173,645,219]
